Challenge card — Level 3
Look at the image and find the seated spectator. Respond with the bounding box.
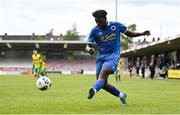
[176,61,180,69]
[159,65,168,79]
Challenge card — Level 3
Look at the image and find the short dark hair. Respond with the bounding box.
[33,49,38,51]
[92,9,107,18]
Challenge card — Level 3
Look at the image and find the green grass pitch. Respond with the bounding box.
[0,74,180,114]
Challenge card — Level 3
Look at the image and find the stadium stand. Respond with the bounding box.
[1,34,180,77]
[0,44,96,75]
[0,34,96,75]
[46,59,95,72]
[121,34,180,79]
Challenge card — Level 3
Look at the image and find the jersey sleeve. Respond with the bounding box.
[87,29,96,44]
[38,54,41,60]
[117,22,127,33]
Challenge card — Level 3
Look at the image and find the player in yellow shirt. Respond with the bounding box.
[32,49,41,77]
[115,59,121,82]
[39,58,48,77]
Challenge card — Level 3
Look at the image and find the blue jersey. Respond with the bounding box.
[87,22,127,55]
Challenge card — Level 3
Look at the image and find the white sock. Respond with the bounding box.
[93,88,97,93]
[119,92,124,98]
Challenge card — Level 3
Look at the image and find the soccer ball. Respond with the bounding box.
[36,76,52,91]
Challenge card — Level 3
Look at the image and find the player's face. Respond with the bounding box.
[95,17,107,28]
[33,50,37,54]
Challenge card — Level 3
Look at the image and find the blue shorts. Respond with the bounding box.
[96,51,120,76]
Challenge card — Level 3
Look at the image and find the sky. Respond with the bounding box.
[0,0,180,41]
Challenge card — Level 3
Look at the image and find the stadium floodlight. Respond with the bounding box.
[64,43,68,48]
[35,43,39,49]
[115,0,118,21]
[6,43,12,48]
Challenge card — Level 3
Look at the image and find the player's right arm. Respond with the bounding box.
[86,29,96,55]
[86,44,95,55]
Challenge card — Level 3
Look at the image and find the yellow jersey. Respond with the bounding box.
[41,61,46,70]
[32,54,41,68]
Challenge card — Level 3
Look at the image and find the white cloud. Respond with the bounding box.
[0,0,180,40]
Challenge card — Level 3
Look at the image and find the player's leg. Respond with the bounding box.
[32,65,34,74]
[43,70,48,76]
[39,66,46,77]
[41,69,48,77]
[117,70,121,82]
[36,67,41,78]
[102,61,127,105]
[88,60,119,99]
[33,67,38,77]
[115,70,118,82]
[87,60,104,99]
[94,66,112,91]
[39,68,44,76]
[115,70,120,82]
[88,66,114,99]
[103,83,127,105]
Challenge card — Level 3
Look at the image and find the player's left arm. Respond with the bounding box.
[124,30,150,37]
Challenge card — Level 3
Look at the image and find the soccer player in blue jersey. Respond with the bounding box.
[86,9,150,105]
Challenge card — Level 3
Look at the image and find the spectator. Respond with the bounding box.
[149,62,155,79]
[129,65,133,77]
[141,64,145,79]
[135,63,140,77]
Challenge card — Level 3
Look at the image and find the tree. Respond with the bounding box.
[35,35,44,40]
[121,24,136,50]
[64,24,79,40]
[46,28,54,40]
